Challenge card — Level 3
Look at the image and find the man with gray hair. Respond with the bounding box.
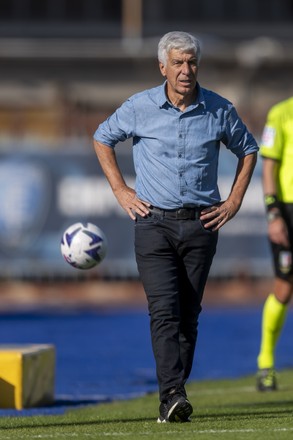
[93,31,258,423]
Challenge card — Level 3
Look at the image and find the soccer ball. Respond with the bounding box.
[61,222,107,270]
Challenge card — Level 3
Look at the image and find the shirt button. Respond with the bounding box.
[178,154,182,158]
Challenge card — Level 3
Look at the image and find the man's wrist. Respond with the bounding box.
[264,194,280,212]
[267,210,282,223]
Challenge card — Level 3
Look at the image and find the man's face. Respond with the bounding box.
[159,49,198,98]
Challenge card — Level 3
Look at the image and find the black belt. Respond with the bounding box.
[149,206,202,220]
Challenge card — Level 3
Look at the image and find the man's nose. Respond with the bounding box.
[182,62,191,74]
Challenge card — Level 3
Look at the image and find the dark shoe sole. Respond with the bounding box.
[257,384,277,392]
[256,369,277,392]
[168,399,193,422]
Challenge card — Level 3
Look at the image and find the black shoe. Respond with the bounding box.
[256,368,277,391]
[157,392,193,423]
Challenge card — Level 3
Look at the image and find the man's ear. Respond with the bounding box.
[159,62,166,77]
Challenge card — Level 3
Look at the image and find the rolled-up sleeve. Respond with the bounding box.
[223,106,259,158]
[93,98,135,148]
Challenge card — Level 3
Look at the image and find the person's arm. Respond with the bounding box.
[93,140,150,220]
[200,152,257,230]
[262,157,289,247]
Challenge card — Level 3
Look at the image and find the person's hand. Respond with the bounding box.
[199,200,238,231]
[268,216,290,247]
[114,185,150,220]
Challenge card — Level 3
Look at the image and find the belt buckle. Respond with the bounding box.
[176,208,190,219]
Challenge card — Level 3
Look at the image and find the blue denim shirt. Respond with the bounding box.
[94,82,258,209]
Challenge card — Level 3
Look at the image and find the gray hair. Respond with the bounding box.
[158,31,201,66]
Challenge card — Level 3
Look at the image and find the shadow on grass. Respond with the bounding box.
[0,397,111,419]
[1,401,293,431]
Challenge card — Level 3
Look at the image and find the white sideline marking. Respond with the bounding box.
[196,427,293,434]
[1,427,293,438]
[102,427,293,436]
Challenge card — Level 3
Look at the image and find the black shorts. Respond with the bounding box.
[270,203,293,280]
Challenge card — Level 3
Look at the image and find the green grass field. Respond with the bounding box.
[1,370,293,439]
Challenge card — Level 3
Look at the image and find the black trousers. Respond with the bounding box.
[135,211,218,402]
[270,203,293,280]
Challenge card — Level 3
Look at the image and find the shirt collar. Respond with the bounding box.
[157,81,169,107]
[195,84,206,109]
[157,81,206,110]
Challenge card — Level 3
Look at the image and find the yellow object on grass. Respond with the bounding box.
[0,344,55,409]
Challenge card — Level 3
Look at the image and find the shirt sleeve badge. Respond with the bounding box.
[261,126,276,148]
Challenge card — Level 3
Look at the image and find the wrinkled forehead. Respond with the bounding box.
[167,48,197,60]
